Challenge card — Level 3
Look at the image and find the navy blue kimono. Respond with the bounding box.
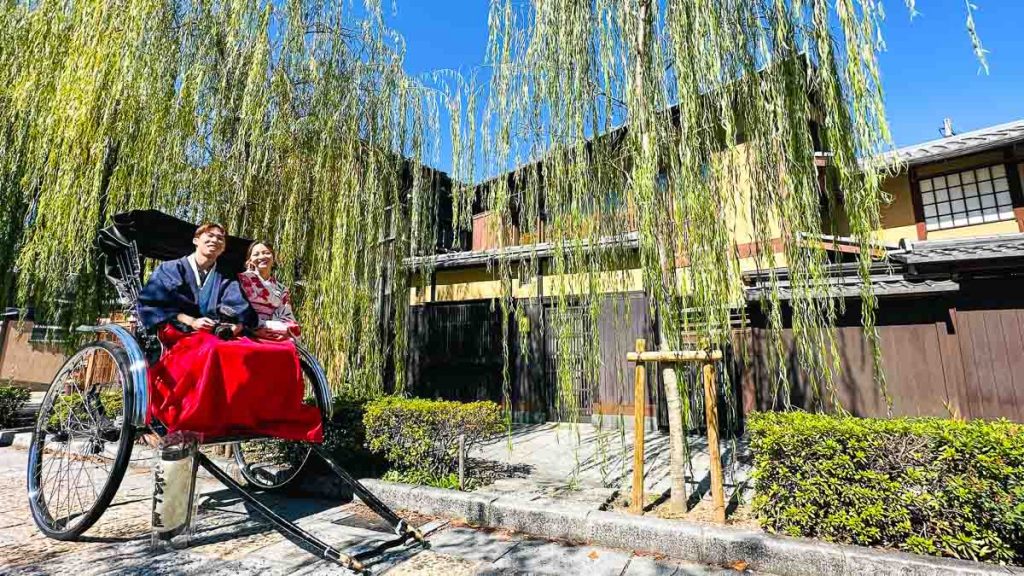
[138,256,257,331]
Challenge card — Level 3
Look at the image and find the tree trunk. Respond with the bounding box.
[659,334,688,513]
[630,0,688,515]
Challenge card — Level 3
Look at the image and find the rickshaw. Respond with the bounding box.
[26,210,423,572]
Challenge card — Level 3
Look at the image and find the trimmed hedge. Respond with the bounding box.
[47,388,122,429]
[0,384,30,428]
[364,396,502,481]
[255,393,387,479]
[749,411,1024,565]
[318,394,387,476]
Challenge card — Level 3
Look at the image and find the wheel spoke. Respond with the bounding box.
[29,343,133,537]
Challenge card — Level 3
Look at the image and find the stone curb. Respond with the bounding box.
[360,479,1024,576]
[0,427,32,447]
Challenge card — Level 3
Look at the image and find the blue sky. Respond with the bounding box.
[381,2,1023,173]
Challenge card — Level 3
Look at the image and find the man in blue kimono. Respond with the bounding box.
[139,223,257,335]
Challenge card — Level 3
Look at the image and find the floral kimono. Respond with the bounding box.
[238,270,301,337]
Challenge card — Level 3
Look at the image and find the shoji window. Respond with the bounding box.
[919,164,1014,230]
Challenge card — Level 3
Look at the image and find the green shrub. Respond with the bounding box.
[363,396,503,479]
[0,383,31,428]
[382,469,465,490]
[46,388,122,429]
[263,393,388,478]
[749,411,1024,565]
[317,393,388,476]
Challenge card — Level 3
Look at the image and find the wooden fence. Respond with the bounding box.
[740,277,1024,422]
[406,277,1024,425]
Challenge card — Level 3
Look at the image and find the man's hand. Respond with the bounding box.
[230,323,243,336]
[191,317,216,332]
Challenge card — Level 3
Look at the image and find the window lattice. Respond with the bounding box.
[920,164,1013,231]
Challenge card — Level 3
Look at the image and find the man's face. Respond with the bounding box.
[193,228,226,260]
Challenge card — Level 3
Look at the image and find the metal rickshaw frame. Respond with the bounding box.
[26,210,423,572]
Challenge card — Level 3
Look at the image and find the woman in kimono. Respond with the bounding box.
[138,223,322,442]
[238,242,300,340]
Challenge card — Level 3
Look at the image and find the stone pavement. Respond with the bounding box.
[0,443,755,575]
[470,424,752,511]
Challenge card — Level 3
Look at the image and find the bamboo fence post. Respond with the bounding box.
[626,345,726,523]
[703,362,726,523]
[458,434,466,491]
[83,349,97,390]
[631,338,646,514]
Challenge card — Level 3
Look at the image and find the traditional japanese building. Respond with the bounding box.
[403,118,1024,427]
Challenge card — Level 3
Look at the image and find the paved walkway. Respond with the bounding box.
[0,443,754,575]
[470,424,752,514]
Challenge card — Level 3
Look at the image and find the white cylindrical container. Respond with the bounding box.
[151,441,198,542]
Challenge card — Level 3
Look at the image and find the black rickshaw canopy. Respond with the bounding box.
[98,210,254,277]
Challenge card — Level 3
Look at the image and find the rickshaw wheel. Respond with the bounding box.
[27,340,136,540]
[232,358,322,490]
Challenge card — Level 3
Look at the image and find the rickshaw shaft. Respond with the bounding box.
[311,445,423,541]
[196,453,365,572]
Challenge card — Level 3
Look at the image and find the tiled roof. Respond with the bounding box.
[403,232,639,270]
[745,274,959,301]
[875,119,1024,168]
[893,233,1024,265]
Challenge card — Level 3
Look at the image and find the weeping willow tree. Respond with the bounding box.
[456,0,988,510]
[1,0,987,507]
[0,0,453,395]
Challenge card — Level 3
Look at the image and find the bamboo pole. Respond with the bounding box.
[626,350,723,362]
[83,349,97,390]
[631,339,646,514]
[626,346,726,523]
[703,362,726,523]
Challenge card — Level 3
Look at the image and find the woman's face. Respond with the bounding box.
[249,243,275,274]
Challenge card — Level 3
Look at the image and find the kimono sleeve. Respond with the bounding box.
[278,286,298,325]
[138,261,188,330]
[220,279,259,329]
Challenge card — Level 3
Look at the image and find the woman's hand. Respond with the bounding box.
[191,317,217,332]
[255,327,288,341]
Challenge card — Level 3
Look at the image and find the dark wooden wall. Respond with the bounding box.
[740,277,1024,422]
[406,292,658,423]
[515,292,656,422]
[405,278,1024,425]
[594,293,656,419]
[951,278,1024,421]
[407,300,506,403]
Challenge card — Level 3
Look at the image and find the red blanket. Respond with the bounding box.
[148,325,324,443]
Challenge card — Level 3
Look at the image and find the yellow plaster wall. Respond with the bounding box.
[408,267,504,304]
[875,174,920,246]
[408,151,1022,307]
[538,269,644,298]
[720,145,784,248]
[737,253,788,273]
[875,153,1022,244]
